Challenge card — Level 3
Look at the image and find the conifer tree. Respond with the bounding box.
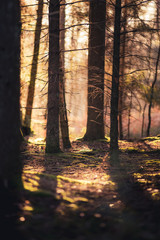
[46,0,60,153]
[84,0,106,140]
[59,0,71,148]
[110,0,122,163]
[24,0,44,134]
[0,0,22,228]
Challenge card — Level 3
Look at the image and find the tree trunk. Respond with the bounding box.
[146,2,160,137]
[24,0,43,134]
[59,0,71,149]
[127,92,132,139]
[110,0,121,163]
[46,0,60,153]
[118,0,127,140]
[84,0,106,140]
[0,0,22,232]
[146,45,160,137]
[141,103,146,138]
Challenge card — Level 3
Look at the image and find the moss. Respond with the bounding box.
[38,173,57,180]
[76,150,94,155]
[141,136,160,141]
[39,173,113,186]
[120,147,145,153]
[95,137,110,143]
[24,188,54,197]
[145,159,160,164]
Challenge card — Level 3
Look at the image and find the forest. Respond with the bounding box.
[1,0,160,239]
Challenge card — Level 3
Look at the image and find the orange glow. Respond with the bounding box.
[19,216,25,222]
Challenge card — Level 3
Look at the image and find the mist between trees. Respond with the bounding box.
[20,0,160,155]
[1,1,160,238]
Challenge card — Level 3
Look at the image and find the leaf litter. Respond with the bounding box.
[19,138,160,240]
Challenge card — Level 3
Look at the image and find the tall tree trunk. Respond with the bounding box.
[46,0,60,153]
[59,0,71,149]
[146,2,160,137]
[110,0,121,163]
[118,0,127,140]
[146,45,160,137]
[0,0,22,233]
[84,0,106,140]
[24,0,43,134]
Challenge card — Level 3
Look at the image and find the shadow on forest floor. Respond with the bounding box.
[14,138,160,240]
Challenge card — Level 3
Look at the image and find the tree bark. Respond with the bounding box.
[46,0,60,153]
[59,0,71,149]
[0,0,22,192]
[110,0,121,163]
[118,0,127,140]
[84,0,106,140]
[141,103,146,138]
[146,45,160,137]
[24,0,43,134]
[0,0,22,233]
[127,92,132,139]
[146,2,160,137]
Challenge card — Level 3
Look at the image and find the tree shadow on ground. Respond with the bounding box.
[108,158,160,240]
[18,143,118,240]
[17,140,160,240]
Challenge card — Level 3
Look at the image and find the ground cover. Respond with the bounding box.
[18,138,160,240]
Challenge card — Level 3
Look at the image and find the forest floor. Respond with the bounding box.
[17,137,160,240]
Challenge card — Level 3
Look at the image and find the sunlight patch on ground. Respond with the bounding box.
[76,146,93,153]
[23,173,40,192]
[54,167,119,214]
[57,174,115,186]
[23,166,45,192]
[23,200,34,212]
[146,188,160,200]
[71,143,93,153]
[19,200,34,223]
[133,171,160,200]
[109,200,123,209]
[27,137,46,145]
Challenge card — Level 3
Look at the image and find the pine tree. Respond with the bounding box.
[59,0,71,149]
[110,0,122,164]
[46,0,60,153]
[84,0,106,140]
[0,0,22,231]
[24,0,44,134]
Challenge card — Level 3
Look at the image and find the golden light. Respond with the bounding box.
[19,216,25,222]
[141,1,156,21]
[23,167,45,192]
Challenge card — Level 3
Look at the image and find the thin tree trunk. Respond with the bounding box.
[141,103,146,138]
[59,0,71,149]
[127,92,132,139]
[119,0,127,140]
[69,18,76,109]
[24,0,43,134]
[84,0,106,140]
[110,0,121,163]
[118,91,123,139]
[46,0,60,153]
